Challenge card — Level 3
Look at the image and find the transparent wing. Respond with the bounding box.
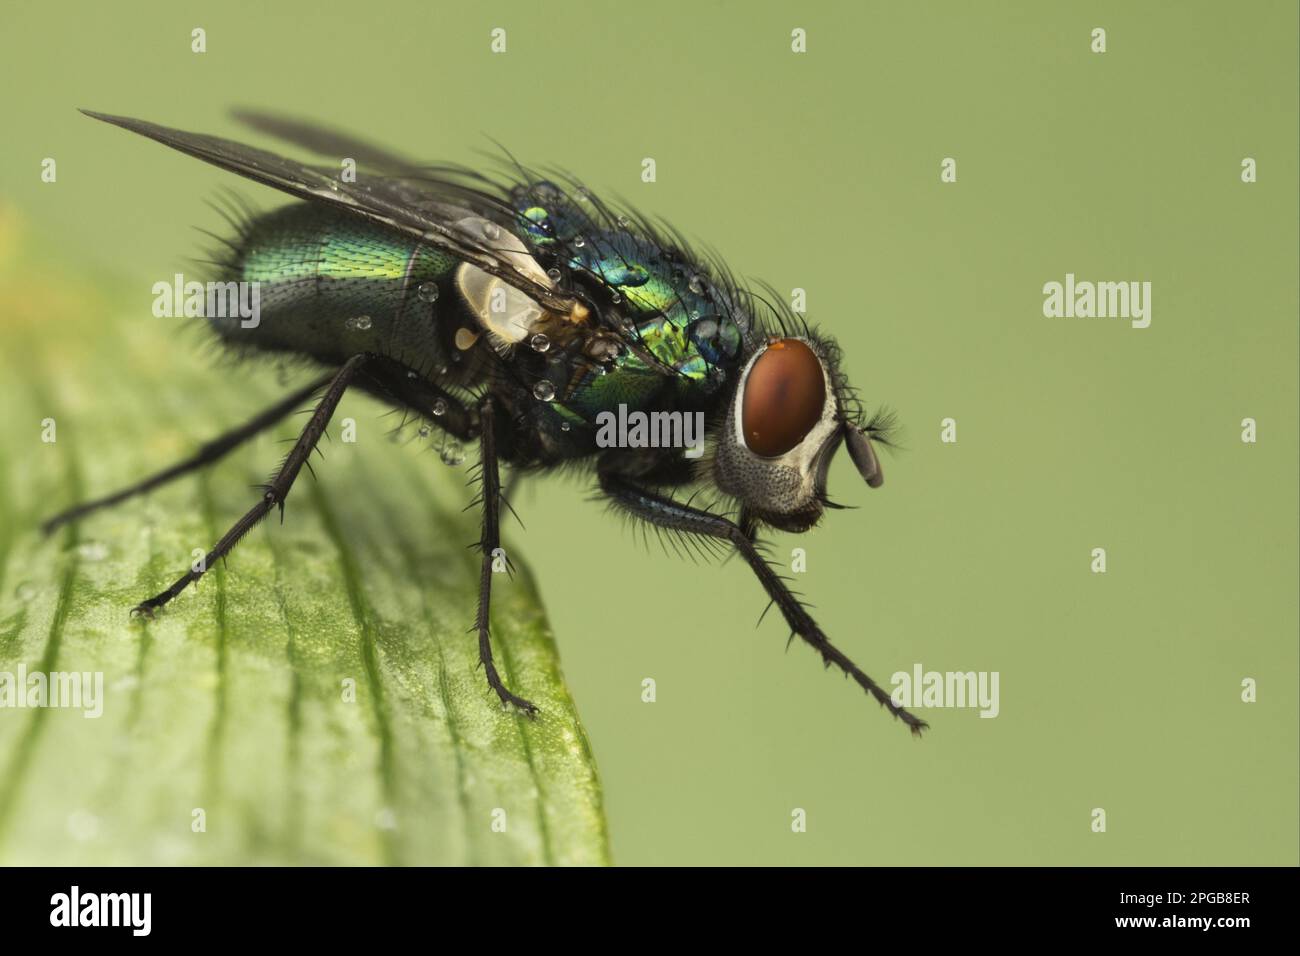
[82,110,574,315]
[230,108,424,174]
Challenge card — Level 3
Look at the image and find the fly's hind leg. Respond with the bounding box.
[472,395,537,716]
[132,354,372,616]
[42,371,337,535]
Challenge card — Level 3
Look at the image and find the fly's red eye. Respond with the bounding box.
[741,338,826,457]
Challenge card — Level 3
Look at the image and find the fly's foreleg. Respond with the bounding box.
[599,472,928,736]
[132,354,372,617]
[472,395,536,716]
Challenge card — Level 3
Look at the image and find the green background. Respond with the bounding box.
[1,0,1296,865]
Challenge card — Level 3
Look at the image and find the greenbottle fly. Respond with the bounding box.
[45,110,925,735]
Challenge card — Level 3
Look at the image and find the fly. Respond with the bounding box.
[44,110,926,735]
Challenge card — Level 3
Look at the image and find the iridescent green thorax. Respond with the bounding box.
[508,182,749,431]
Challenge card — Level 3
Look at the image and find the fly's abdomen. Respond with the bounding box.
[216,203,459,367]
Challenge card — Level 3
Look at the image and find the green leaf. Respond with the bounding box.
[0,210,610,865]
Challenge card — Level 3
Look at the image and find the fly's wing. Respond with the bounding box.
[230,109,423,175]
[81,110,574,316]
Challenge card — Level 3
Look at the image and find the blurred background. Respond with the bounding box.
[0,0,1295,864]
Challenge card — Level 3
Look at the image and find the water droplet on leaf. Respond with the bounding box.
[77,541,108,562]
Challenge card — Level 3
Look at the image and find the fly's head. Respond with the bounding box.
[711,334,894,533]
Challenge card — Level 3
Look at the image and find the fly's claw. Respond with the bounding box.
[497,689,540,719]
[130,600,162,620]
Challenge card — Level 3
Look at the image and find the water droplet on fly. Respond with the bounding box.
[440,441,466,466]
[560,421,571,432]
[345,315,372,331]
[417,282,439,303]
[406,370,417,379]
[529,333,550,353]
[617,214,630,228]
[573,235,586,248]
[431,399,447,416]
[688,275,706,295]
[546,267,562,282]
[418,425,431,438]
[532,380,556,401]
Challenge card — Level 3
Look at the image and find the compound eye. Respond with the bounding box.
[741,339,827,457]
